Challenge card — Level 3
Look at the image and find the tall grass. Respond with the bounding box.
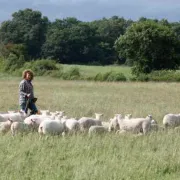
[0,78,180,179]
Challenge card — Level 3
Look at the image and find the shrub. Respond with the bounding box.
[62,67,81,80]
[94,73,103,81]
[92,71,127,82]
[31,59,58,76]
[3,53,25,72]
[106,72,127,82]
[148,70,180,82]
[135,73,149,82]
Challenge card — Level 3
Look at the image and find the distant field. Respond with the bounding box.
[61,64,133,78]
[0,78,180,180]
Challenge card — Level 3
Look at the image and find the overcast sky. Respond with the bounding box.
[0,0,180,22]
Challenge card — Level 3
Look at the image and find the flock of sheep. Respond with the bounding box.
[0,109,179,136]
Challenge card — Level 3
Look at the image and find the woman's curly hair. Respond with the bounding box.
[22,69,34,80]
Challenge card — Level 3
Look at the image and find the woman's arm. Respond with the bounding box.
[19,82,28,97]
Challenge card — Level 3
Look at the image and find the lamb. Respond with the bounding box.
[116,114,152,134]
[38,119,65,135]
[78,113,103,132]
[163,114,180,128]
[88,125,108,136]
[0,119,13,134]
[11,119,37,136]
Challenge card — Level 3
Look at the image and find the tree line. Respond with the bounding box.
[0,8,180,75]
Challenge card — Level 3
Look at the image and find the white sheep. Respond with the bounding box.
[63,118,80,134]
[0,111,27,122]
[78,113,103,132]
[11,119,37,136]
[163,114,180,128]
[108,114,123,132]
[101,121,110,129]
[149,119,158,131]
[0,115,6,122]
[38,119,65,136]
[88,125,108,136]
[0,119,13,134]
[24,111,64,126]
[117,114,152,134]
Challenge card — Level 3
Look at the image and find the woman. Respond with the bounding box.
[19,69,38,115]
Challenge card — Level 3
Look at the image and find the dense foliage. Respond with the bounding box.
[0,8,180,76]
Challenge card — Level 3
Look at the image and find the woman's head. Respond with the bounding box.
[22,70,34,81]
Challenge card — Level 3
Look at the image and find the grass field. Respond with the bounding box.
[0,77,180,180]
[61,64,133,79]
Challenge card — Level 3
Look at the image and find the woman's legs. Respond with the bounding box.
[20,102,28,114]
[28,101,38,115]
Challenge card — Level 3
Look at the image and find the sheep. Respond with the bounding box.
[0,111,27,122]
[24,115,48,126]
[117,114,152,135]
[102,121,110,129]
[88,125,108,136]
[11,119,37,136]
[63,118,80,134]
[0,118,13,134]
[78,113,103,132]
[163,114,180,128]
[108,114,123,132]
[0,115,6,122]
[38,119,65,136]
[24,111,64,126]
[149,119,158,131]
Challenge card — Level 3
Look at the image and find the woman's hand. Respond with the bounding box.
[27,93,31,98]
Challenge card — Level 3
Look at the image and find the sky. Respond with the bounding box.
[0,0,180,22]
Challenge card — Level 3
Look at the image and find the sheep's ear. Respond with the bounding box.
[31,119,35,123]
[8,118,13,123]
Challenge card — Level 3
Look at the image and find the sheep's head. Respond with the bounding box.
[115,114,123,120]
[56,111,65,117]
[125,114,132,119]
[40,110,50,115]
[109,117,120,132]
[151,119,158,125]
[8,118,13,124]
[95,113,103,120]
[147,115,153,120]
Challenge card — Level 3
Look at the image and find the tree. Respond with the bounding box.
[114,20,180,75]
[42,22,103,64]
[0,8,49,59]
[91,16,133,64]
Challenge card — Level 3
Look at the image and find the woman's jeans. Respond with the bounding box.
[20,100,38,115]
